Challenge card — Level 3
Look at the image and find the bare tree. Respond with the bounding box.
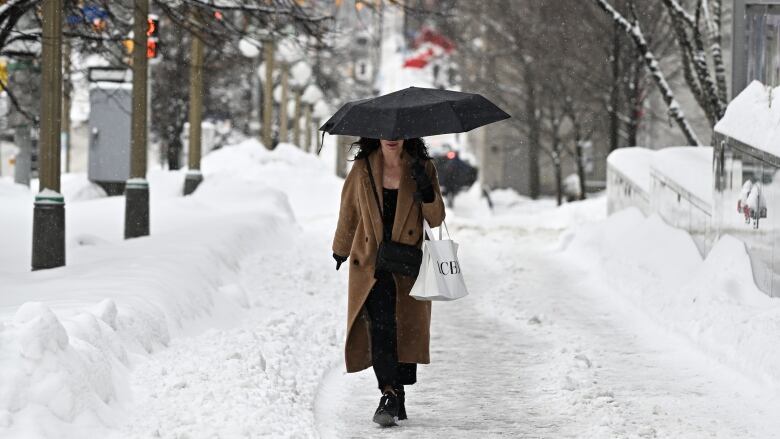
[662,0,727,125]
[1,1,331,124]
[593,0,702,146]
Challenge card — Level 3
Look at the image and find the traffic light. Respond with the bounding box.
[0,58,7,90]
[146,14,159,59]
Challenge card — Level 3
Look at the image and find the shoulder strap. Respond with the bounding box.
[365,157,383,219]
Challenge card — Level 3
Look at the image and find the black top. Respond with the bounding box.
[382,188,398,242]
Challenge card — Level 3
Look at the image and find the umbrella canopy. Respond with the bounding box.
[319,87,510,140]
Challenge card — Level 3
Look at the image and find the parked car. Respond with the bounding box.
[432,150,478,208]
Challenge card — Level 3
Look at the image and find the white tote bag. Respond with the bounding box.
[410,220,469,301]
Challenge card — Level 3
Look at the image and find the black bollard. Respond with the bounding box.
[32,192,66,270]
[125,178,149,239]
[183,170,203,196]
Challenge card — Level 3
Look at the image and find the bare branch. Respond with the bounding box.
[593,0,701,145]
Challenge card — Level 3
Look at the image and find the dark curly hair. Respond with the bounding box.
[351,138,432,161]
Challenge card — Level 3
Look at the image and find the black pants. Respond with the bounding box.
[365,272,417,391]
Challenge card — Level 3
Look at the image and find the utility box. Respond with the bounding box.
[87,67,132,195]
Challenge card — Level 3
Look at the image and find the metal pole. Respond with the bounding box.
[125,0,150,239]
[279,64,289,144]
[184,31,204,195]
[250,62,260,137]
[262,39,275,149]
[32,0,65,270]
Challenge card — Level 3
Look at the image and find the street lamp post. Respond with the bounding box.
[292,89,302,147]
[125,0,150,239]
[32,0,65,270]
[279,64,289,143]
[184,30,204,195]
[262,38,275,149]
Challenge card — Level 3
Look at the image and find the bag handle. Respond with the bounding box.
[423,219,451,241]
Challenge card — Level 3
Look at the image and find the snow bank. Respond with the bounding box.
[563,208,780,388]
[607,146,712,204]
[0,141,331,438]
[60,174,107,201]
[715,81,780,154]
[607,147,655,193]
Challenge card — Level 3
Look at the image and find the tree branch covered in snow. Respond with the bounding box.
[710,0,728,104]
[665,0,697,26]
[662,0,727,124]
[593,0,702,146]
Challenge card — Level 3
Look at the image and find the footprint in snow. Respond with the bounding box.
[574,354,592,368]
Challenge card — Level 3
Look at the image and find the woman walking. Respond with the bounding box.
[332,137,445,427]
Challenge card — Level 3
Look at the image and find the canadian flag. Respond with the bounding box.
[403,28,455,69]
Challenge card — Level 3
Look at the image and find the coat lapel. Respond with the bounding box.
[392,152,416,242]
[363,151,384,244]
[363,150,417,244]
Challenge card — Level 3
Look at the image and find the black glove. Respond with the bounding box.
[333,253,348,271]
[411,159,435,203]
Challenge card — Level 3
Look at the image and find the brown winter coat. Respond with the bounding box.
[333,149,446,373]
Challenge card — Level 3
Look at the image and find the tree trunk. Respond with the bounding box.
[575,142,587,200]
[524,63,541,199]
[609,19,621,152]
[711,0,728,103]
[627,56,643,147]
[594,0,701,146]
[167,138,182,170]
[551,115,563,206]
[554,154,563,206]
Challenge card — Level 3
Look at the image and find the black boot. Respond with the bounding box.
[373,391,399,427]
[394,386,407,421]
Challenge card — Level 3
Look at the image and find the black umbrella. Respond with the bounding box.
[319,87,510,148]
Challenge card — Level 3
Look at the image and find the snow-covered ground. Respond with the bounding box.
[5,3,780,438]
[4,140,780,437]
[0,141,344,438]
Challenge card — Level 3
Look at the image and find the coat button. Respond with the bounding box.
[366,237,369,242]
[353,259,359,266]
[408,230,414,236]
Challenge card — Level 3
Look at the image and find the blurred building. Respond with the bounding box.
[733,0,780,94]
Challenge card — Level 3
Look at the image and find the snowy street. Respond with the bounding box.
[95,150,780,438]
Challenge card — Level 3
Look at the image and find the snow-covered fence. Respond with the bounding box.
[607,148,653,217]
[649,147,714,254]
[607,146,714,255]
[608,81,780,297]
